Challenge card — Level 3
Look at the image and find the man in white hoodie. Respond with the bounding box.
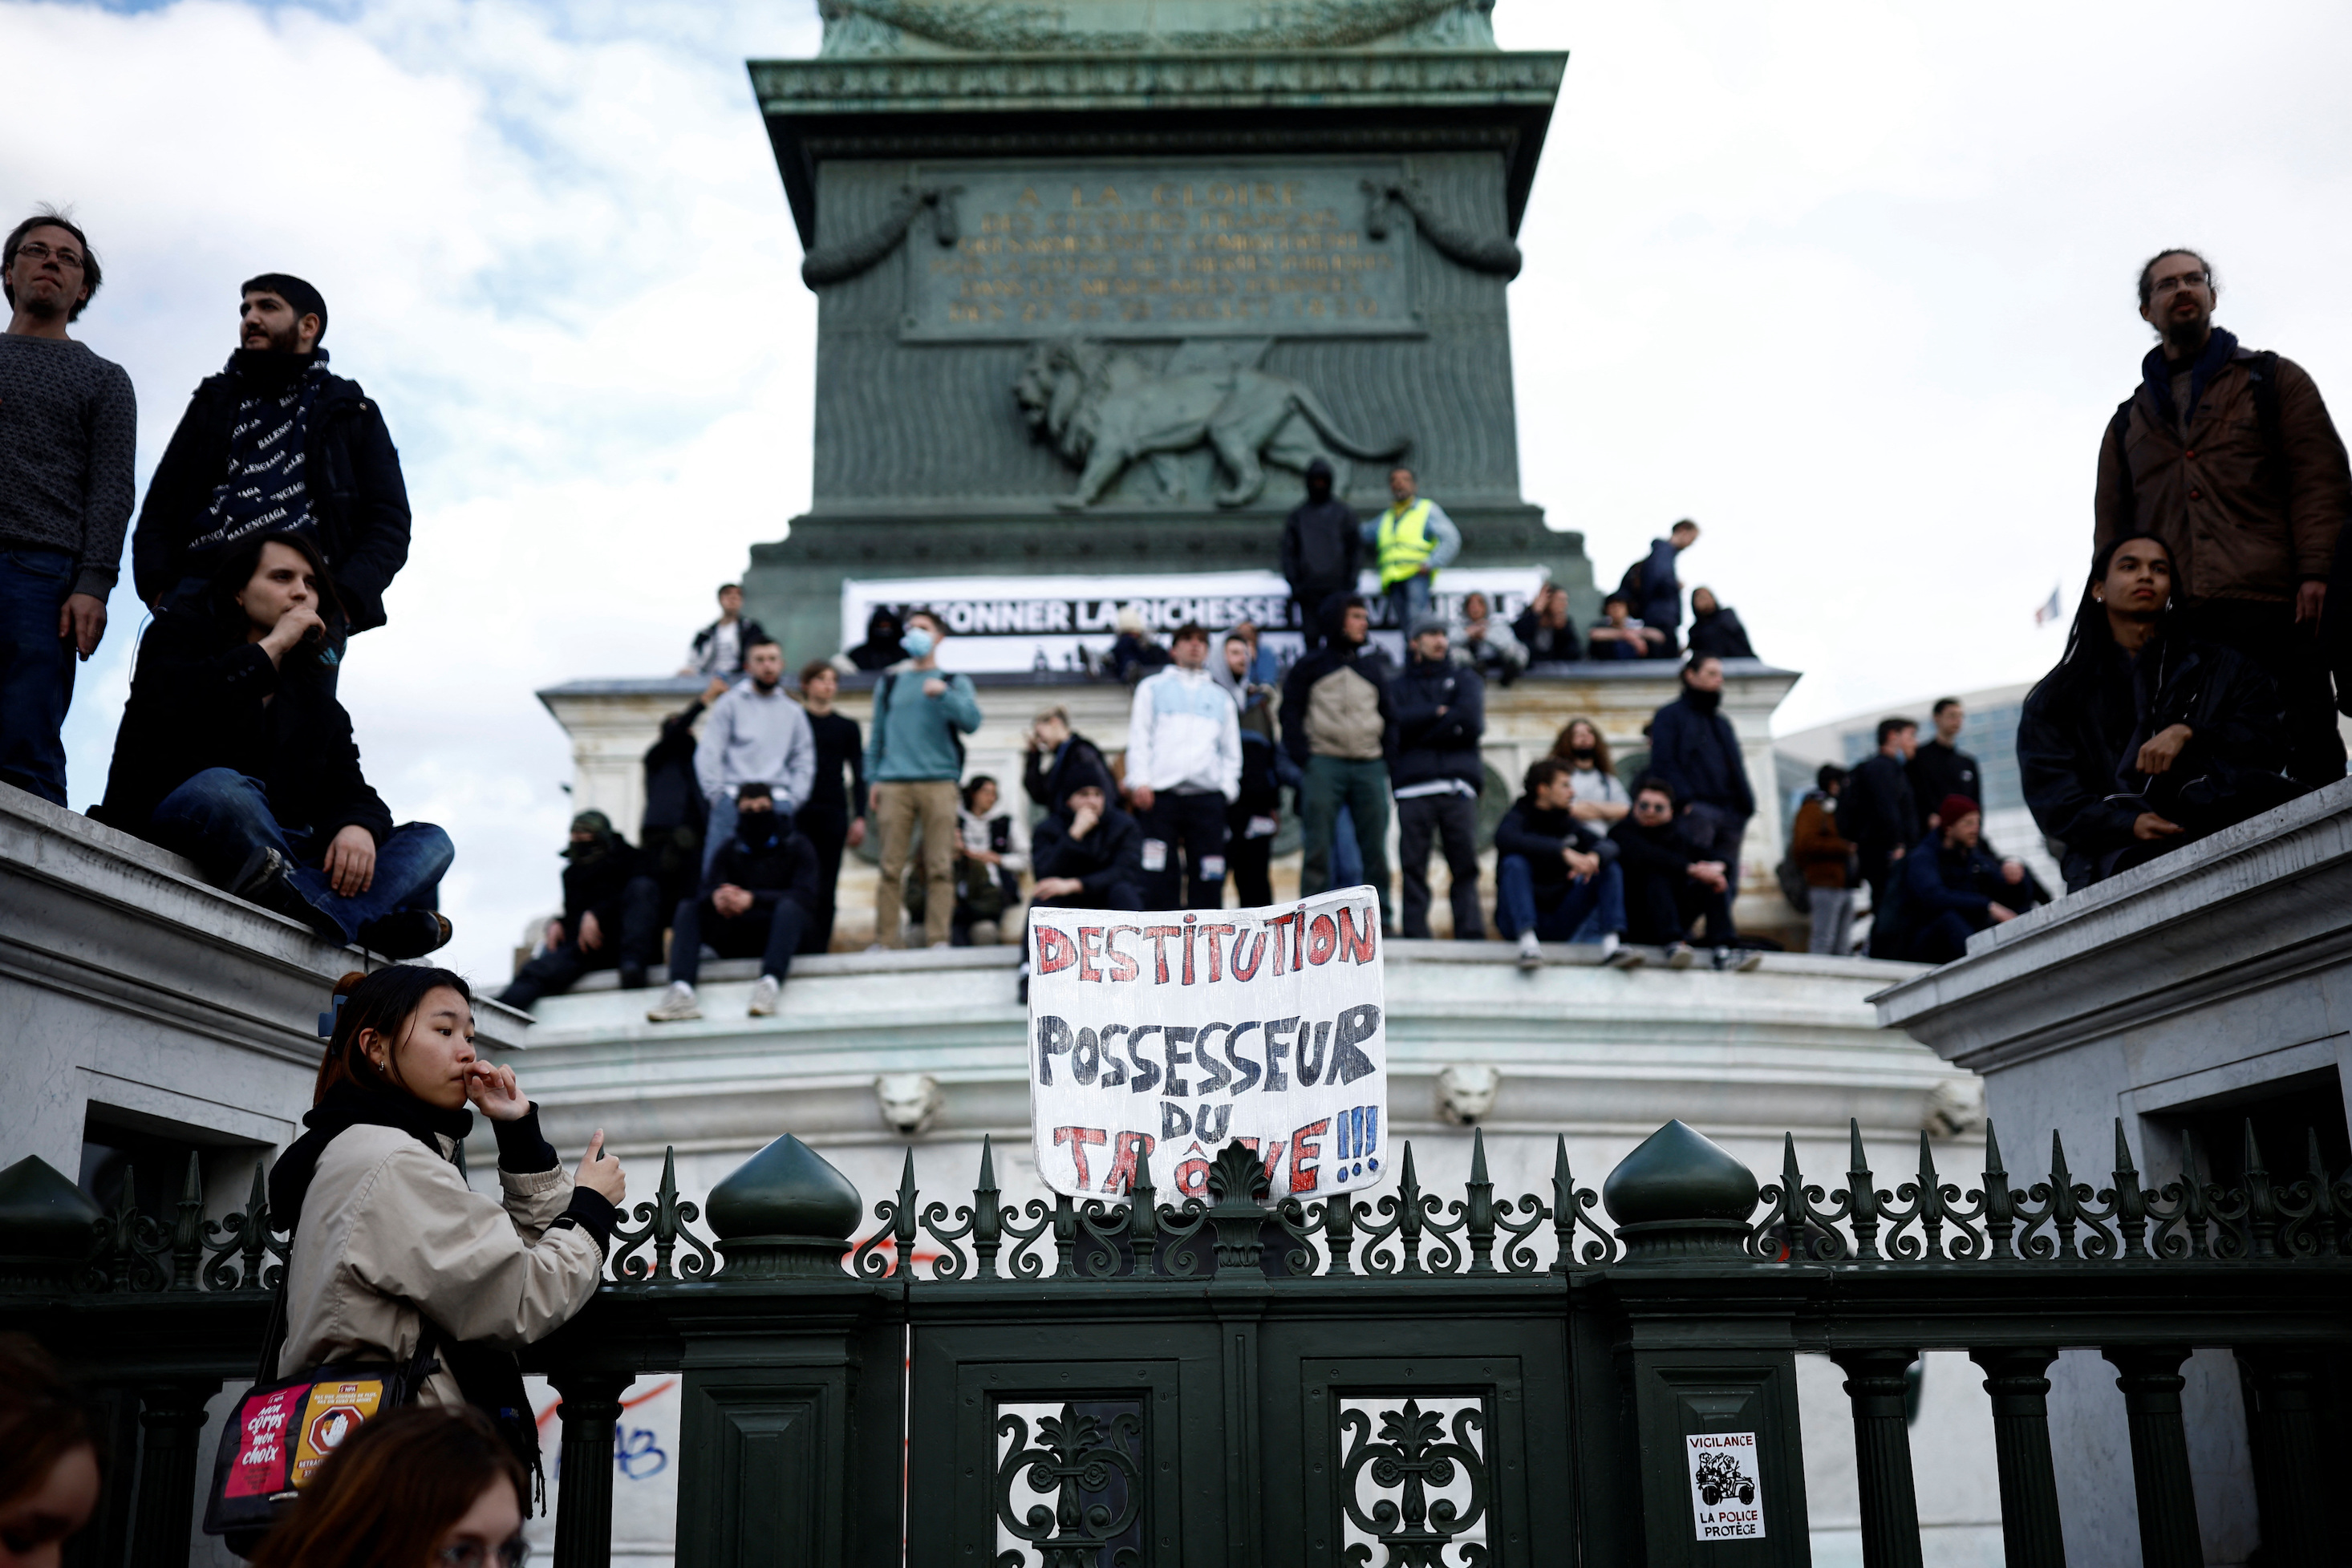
[693,637,815,869]
[1125,621,1243,910]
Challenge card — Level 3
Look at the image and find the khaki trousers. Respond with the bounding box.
[873,779,961,948]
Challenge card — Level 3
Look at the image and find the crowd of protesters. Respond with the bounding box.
[0,209,454,959]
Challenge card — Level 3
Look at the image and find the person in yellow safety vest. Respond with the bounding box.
[1363,466,1462,636]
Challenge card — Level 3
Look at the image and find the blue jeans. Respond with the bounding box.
[1494,854,1625,943]
[1385,573,1433,635]
[0,549,77,805]
[150,768,452,944]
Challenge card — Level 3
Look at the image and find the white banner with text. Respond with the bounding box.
[1026,887,1389,1201]
[843,569,1545,675]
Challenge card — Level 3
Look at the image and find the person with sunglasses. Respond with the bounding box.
[250,1404,533,1568]
[0,209,136,807]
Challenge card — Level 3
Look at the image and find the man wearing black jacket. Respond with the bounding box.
[1644,654,1755,880]
[132,275,410,663]
[497,812,663,1010]
[1494,756,1635,967]
[1281,595,1399,929]
[1279,459,1360,653]
[1843,717,1920,907]
[647,783,821,1023]
[1908,699,1981,820]
[1389,619,1486,940]
[641,675,729,922]
[94,533,451,957]
[1609,778,1754,968]
[2019,533,2296,890]
[797,660,866,953]
[1029,779,1145,911]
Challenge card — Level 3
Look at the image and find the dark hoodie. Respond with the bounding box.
[1279,597,1399,766]
[1030,794,1145,906]
[1024,731,1114,813]
[701,809,822,913]
[845,608,905,672]
[559,818,650,929]
[1494,795,1616,893]
[1280,459,1361,594]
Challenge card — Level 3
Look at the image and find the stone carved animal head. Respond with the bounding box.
[1436,1064,1501,1126]
[1014,339,1125,463]
[875,1072,944,1136]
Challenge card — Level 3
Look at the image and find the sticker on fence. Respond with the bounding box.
[1687,1432,1764,1539]
[1027,887,1388,1201]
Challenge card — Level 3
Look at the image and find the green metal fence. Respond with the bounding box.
[2,1113,2346,1567]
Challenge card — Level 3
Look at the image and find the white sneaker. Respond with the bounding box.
[863,942,888,954]
[747,974,781,1017]
[646,982,700,1022]
[1600,933,1644,969]
[1515,930,1542,970]
[1665,942,1696,970]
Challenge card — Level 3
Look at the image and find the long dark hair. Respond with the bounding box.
[209,530,347,645]
[250,1405,525,1568]
[1549,716,1615,778]
[312,967,473,1105]
[0,1333,96,1515]
[2032,533,2175,705]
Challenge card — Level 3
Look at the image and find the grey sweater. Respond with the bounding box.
[0,334,138,598]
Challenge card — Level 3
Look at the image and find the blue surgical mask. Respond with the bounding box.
[901,627,935,658]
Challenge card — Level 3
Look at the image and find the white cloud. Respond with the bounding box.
[7,0,2350,983]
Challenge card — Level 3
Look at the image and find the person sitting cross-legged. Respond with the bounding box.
[1875,794,2042,963]
[647,782,819,1023]
[1608,776,1756,970]
[496,811,662,1011]
[92,533,452,957]
[1493,756,1637,970]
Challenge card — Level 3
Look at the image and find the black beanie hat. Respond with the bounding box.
[241,272,329,342]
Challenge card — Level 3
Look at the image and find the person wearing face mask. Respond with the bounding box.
[648,781,822,1021]
[864,608,983,949]
[249,1404,529,1568]
[495,811,662,1011]
[269,968,623,1492]
[93,533,453,958]
[1280,457,1361,653]
[1643,654,1756,891]
[693,636,814,872]
[134,274,411,671]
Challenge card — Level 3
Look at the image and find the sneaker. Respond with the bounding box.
[1665,942,1696,970]
[929,940,953,950]
[1710,946,1761,973]
[617,963,647,992]
[863,942,888,954]
[1600,933,1644,970]
[747,974,781,1017]
[1515,930,1543,970]
[355,911,453,960]
[646,982,700,1023]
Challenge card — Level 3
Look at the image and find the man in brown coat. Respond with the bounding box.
[2094,247,2352,786]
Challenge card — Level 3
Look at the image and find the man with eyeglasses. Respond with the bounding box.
[0,210,136,806]
[132,272,412,679]
[2095,247,2352,788]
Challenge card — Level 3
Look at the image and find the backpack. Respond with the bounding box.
[1774,851,1812,915]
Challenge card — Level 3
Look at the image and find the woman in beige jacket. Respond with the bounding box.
[267,967,625,1477]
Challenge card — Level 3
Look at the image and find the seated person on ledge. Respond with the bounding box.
[92,533,452,958]
[497,810,663,1011]
[1585,594,1665,661]
[1871,793,2043,963]
[1492,756,1636,969]
[2017,533,2298,892]
[648,782,819,1023]
[1608,776,1756,970]
[1028,776,1144,912]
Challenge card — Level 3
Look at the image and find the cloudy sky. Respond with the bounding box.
[7,0,2349,983]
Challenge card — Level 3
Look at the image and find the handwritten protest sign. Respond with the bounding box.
[1027,887,1388,1201]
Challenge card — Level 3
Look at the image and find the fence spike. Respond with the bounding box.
[2305,1129,2345,1257]
[2110,1117,2148,1259]
[1981,1120,2017,1260]
[2046,1130,2082,1258]
[170,1152,205,1290]
[238,1160,273,1287]
[2243,1119,2280,1258]
[973,1134,1004,1279]
[1845,1119,1881,1261]
[1465,1128,1497,1274]
[977,1132,997,1193]
[1912,1131,1948,1260]
[1470,1126,1490,1187]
